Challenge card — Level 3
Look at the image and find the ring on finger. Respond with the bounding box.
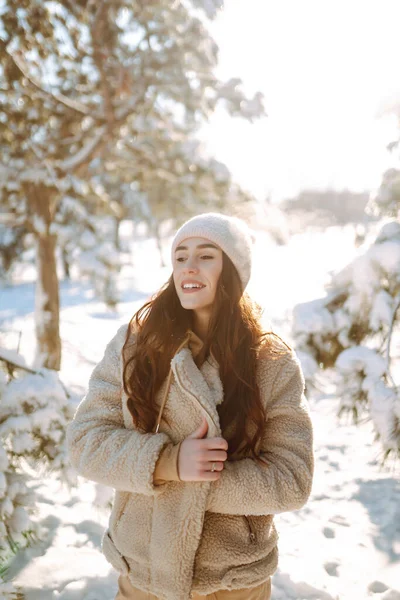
[211,462,217,472]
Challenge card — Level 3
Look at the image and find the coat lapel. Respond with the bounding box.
[171,346,224,438]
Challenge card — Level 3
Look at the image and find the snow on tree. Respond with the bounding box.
[0,0,265,370]
[292,220,400,464]
[0,347,77,587]
[367,167,400,219]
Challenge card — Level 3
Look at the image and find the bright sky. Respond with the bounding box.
[201,0,400,203]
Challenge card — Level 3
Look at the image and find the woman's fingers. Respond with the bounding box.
[199,449,228,462]
[203,437,228,451]
[198,460,224,472]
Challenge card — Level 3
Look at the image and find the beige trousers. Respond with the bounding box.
[115,574,272,599]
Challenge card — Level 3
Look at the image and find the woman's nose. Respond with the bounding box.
[184,258,199,272]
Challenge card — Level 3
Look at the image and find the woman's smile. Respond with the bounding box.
[181,279,206,293]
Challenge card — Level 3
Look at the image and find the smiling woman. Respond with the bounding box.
[66,212,314,600]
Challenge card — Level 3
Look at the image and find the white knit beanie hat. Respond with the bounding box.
[171,212,255,291]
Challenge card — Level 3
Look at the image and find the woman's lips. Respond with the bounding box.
[181,286,205,294]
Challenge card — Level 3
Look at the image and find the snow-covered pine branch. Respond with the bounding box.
[0,346,78,585]
[292,221,400,465]
[335,347,400,458]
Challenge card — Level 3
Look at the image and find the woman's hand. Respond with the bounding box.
[178,416,228,481]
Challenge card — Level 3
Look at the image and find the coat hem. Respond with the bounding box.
[103,526,278,600]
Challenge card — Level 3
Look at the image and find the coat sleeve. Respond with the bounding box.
[66,324,173,496]
[205,351,314,515]
[153,441,182,485]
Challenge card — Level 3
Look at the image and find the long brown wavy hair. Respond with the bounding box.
[122,252,292,461]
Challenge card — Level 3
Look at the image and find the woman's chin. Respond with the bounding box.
[180,299,204,310]
[179,296,212,311]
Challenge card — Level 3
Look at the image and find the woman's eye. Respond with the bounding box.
[176,255,213,262]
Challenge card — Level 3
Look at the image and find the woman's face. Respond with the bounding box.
[173,236,223,314]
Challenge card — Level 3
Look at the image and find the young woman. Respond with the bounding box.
[66,212,314,600]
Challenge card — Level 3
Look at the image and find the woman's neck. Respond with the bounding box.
[192,312,209,341]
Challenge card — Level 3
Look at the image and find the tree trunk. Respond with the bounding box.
[61,247,71,280]
[24,183,62,370]
[34,226,61,370]
[114,216,121,251]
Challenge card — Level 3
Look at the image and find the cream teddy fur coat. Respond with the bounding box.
[66,324,314,600]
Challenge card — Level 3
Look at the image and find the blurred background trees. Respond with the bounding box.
[0,0,263,369]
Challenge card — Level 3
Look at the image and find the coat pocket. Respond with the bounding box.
[243,515,257,544]
[101,529,130,576]
[110,490,131,533]
[196,512,264,572]
[111,492,154,562]
[114,492,133,537]
[243,514,277,550]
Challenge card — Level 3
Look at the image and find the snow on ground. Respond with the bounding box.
[1,222,399,600]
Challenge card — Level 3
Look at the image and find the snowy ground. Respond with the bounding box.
[1,222,399,600]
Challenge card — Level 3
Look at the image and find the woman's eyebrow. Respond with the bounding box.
[175,243,219,252]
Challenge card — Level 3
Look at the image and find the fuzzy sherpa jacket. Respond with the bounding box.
[66,324,314,600]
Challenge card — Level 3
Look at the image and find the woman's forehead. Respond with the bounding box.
[174,236,221,252]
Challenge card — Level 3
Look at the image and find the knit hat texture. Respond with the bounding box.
[171,212,254,291]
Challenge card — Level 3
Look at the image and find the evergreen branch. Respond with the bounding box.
[59,88,153,174]
[59,126,106,172]
[1,42,91,116]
